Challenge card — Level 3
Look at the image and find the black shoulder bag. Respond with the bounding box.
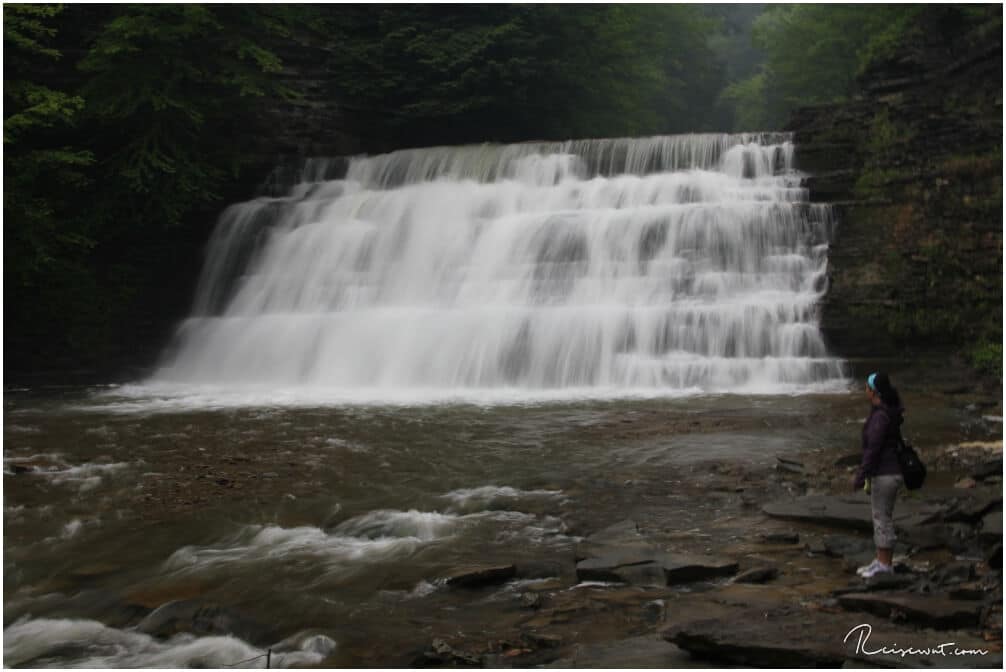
[895,427,926,490]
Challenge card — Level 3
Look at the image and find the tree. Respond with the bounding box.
[718,4,924,130]
[4,4,98,363]
[326,5,726,145]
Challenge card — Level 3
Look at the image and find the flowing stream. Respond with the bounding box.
[5,134,875,667]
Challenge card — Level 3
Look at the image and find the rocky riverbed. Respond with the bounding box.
[3,387,1002,668]
[406,436,1003,668]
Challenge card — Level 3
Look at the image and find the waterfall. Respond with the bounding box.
[154,133,847,396]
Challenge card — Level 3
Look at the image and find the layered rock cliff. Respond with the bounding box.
[789,12,1002,376]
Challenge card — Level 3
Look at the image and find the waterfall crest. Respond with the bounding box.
[156,133,846,395]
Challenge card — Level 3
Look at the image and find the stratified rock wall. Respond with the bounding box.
[789,12,1002,363]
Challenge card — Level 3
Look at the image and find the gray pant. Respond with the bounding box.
[871,474,903,549]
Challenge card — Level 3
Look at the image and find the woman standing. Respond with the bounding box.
[853,371,905,578]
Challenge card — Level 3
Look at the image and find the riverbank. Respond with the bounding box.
[400,407,1002,668]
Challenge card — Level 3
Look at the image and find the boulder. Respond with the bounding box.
[445,564,516,588]
[837,591,984,629]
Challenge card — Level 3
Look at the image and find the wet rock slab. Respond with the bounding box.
[544,634,705,668]
[763,495,943,530]
[731,566,779,584]
[664,606,1001,668]
[445,564,517,588]
[576,550,737,586]
[837,591,984,629]
[575,519,737,586]
[980,510,1002,543]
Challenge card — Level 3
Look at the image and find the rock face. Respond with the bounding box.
[787,9,1002,364]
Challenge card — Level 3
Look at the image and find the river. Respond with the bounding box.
[5,384,991,667]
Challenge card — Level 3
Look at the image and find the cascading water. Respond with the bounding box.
[154,133,846,398]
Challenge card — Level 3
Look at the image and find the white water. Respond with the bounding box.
[153,133,846,399]
[3,617,334,668]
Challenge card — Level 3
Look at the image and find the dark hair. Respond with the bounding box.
[872,371,902,408]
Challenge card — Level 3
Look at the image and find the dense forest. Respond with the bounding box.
[4,4,1001,379]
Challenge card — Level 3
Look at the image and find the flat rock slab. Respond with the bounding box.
[664,606,1001,668]
[576,551,737,586]
[544,635,713,669]
[838,591,984,629]
[731,566,779,584]
[822,533,873,558]
[763,495,943,531]
[832,572,918,595]
[574,519,651,560]
[980,510,1002,543]
[445,564,516,588]
[900,522,973,552]
[663,555,739,584]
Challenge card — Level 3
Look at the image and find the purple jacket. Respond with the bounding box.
[854,403,904,489]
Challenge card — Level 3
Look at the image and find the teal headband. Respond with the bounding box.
[867,373,877,391]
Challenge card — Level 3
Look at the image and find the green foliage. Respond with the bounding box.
[327,5,725,143]
[4,5,94,280]
[76,4,295,228]
[968,342,1003,380]
[718,70,772,131]
[716,4,941,129]
[4,4,308,372]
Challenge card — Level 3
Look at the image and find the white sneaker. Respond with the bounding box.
[856,559,881,577]
[861,561,894,579]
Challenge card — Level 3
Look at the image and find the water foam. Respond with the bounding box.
[3,617,333,668]
[163,523,432,575]
[442,485,566,513]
